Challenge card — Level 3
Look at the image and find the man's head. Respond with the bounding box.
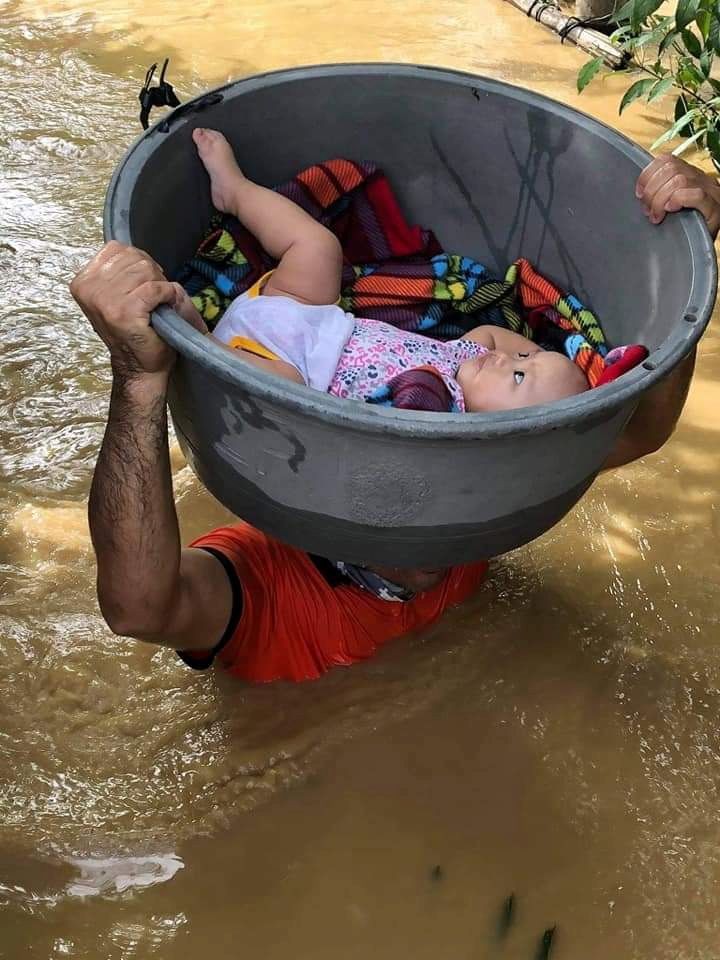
[457,348,589,413]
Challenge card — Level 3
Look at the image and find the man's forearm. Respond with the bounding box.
[603,348,696,470]
[89,371,181,635]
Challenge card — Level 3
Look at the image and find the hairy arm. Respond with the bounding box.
[606,154,720,469]
[73,242,233,650]
[89,372,231,647]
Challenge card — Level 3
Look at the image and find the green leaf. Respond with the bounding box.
[709,9,720,53]
[676,0,701,30]
[682,27,703,56]
[618,77,657,114]
[630,0,665,29]
[577,57,604,93]
[673,126,708,155]
[675,93,690,121]
[650,58,666,74]
[650,107,702,149]
[639,0,669,18]
[647,76,674,102]
[676,55,705,88]
[613,0,635,24]
[696,8,711,37]
[634,18,674,46]
[614,0,667,33]
[709,77,720,94]
[682,60,707,85]
[648,14,676,40]
[633,29,657,46]
[700,47,714,74]
[659,29,678,54]
[706,127,720,163]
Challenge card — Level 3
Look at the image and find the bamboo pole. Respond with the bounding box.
[504,0,627,70]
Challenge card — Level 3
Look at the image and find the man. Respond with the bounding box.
[70,154,719,683]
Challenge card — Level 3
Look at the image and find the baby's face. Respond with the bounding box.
[457,348,589,412]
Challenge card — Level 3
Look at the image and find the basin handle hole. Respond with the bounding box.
[643,360,656,371]
[684,312,698,323]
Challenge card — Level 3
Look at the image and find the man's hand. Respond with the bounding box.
[610,153,717,470]
[70,241,184,379]
[636,154,720,238]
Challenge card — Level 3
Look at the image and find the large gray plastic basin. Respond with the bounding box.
[104,63,716,567]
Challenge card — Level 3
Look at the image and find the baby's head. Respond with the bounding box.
[457,348,589,412]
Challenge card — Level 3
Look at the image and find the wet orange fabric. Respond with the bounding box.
[189,523,489,683]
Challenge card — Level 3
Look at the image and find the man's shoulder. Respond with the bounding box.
[188,520,310,573]
[190,519,271,550]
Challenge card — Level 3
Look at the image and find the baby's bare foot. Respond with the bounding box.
[192,127,245,213]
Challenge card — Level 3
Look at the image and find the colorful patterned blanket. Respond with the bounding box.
[177,159,646,410]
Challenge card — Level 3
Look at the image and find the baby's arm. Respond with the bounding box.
[193,128,342,306]
[461,325,541,355]
[169,283,306,384]
[171,283,210,334]
[208,334,306,385]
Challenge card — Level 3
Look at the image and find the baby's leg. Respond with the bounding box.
[193,128,342,306]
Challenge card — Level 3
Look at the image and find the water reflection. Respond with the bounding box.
[66,855,184,898]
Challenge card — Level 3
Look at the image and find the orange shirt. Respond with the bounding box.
[179,522,488,683]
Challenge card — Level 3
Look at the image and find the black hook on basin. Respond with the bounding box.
[138,58,181,130]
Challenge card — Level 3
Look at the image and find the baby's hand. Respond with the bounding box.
[636,154,720,238]
[171,282,209,334]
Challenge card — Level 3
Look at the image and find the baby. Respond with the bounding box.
[178,129,589,413]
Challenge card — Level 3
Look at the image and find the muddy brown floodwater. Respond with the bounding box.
[1,0,719,957]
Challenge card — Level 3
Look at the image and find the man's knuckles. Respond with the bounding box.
[671,172,689,191]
